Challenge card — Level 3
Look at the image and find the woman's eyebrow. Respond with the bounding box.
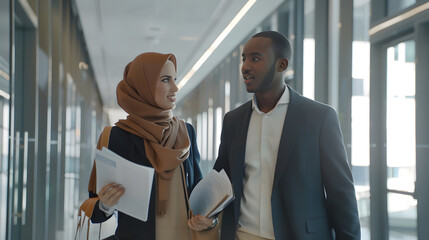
[160,75,171,78]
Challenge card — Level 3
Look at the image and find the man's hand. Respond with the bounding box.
[188,214,216,231]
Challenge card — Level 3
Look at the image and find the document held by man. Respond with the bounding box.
[95,147,154,221]
[189,169,234,218]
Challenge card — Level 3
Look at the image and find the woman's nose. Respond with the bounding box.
[171,81,179,92]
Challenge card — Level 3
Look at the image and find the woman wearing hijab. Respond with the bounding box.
[84,52,215,239]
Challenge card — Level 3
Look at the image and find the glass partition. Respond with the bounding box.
[386,39,417,240]
[0,97,9,239]
[303,0,315,99]
[278,1,295,83]
[0,0,9,238]
[63,75,80,238]
[388,0,416,15]
[351,0,371,238]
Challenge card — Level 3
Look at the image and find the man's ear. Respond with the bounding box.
[277,58,289,72]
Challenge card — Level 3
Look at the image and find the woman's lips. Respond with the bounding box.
[168,96,176,102]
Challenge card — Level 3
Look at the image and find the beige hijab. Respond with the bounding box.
[115,52,190,215]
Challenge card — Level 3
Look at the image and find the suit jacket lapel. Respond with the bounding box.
[229,101,253,221]
[273,87,303,189]
[229,100,253,178]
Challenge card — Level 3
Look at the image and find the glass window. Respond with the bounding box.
[208,99,213,161]
[303,0,315,99]
[278,1,295,82]
[260,15,272,31]
[225,81,230,113]
[0,0,9,239]
[386,40,416,193]
[196,113,202,160]
[202,111,207,161]
[388,193,417,239]
[0,0,9,69]
[351,0,371,239]
[64,75,80,238]
[186,117,192,126]
[0,0,9,95]
[0,97,9,240]
[386,39,417,239]
[388,0,416,15]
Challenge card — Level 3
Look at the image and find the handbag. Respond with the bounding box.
[180,165,221,240]
[75,126,113,240]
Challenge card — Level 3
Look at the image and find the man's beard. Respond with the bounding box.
[248,61,277,93]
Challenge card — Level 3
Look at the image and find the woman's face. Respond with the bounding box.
[155,60,178,110]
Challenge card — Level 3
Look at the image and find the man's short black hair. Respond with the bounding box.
[252,31,292,61]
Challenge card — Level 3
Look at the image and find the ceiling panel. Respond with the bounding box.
[75,0,241,108]
[75,0,286,125]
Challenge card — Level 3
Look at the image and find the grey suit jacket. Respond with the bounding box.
[214,86,360,240]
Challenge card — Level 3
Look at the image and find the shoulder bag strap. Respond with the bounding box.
[180,163,192,219]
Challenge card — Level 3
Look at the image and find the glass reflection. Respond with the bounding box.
[0,98,9,239]
[351,0,371,238]
[386,39,417,239]
[388,0,416,15]
[303,0,315,99]
[0,0,9,238]
[388,193,417,240]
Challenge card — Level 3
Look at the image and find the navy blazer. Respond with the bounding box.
[214,87,360,240]
[90,123,202,239]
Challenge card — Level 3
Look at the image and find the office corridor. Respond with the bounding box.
[1,0,429,239]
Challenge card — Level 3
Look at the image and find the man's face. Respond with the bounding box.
[241,37,277,93]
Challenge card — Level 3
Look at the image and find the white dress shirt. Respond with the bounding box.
[237,86,289,239]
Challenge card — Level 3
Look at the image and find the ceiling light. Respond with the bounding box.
[79,61,89,70]
[0,69,9,81]
[180,36,199,41]
[0,89,10,100]
[178,0,257,90]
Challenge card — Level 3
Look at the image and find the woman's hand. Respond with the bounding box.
[188,214,215,231]
[98,182,125,208]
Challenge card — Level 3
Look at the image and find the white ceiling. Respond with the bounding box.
[75,0,285,121]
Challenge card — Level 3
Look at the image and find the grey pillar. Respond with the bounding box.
[338,0,353,163]
[415,21,429,239]
[314,0,329,104]
[369,42,388,240]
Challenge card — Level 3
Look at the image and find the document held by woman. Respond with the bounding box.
[95,147,154,221]
[189,169,234,218]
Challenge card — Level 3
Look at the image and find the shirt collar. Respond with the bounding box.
[251,84,290,114]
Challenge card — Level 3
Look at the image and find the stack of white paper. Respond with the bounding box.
[95,147,154,221]
[189,169,234,218]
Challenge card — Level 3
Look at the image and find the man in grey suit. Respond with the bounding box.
[213,31,361,239]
